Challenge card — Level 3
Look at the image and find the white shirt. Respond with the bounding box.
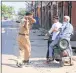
[48,22,62,40]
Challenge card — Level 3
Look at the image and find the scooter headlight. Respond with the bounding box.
[58,39,69,50]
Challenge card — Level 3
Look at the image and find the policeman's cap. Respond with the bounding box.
[25,12,33,16]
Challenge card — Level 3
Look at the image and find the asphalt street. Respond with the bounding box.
[2,20,48,58]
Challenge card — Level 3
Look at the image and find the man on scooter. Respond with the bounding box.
[45,16,62,63]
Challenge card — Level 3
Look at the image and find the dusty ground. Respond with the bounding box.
[2,55,76,73]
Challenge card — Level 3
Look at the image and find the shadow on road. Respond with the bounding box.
[30,59,61,68]
[2,58,62,68]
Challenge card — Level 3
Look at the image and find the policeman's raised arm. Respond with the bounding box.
[28,17,36,24]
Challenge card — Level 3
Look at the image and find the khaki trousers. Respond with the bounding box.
[17,35,31,61]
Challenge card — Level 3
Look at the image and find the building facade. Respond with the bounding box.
[31,1,76,40]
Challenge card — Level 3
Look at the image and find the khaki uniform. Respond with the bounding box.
[17,18,34,61]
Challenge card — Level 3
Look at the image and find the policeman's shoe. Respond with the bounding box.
[22,60,30,65]
[16,61,22,68]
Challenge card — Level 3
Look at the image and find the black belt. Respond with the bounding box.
[19,33,28,35]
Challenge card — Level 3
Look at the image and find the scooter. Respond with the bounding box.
[46,37,73,67]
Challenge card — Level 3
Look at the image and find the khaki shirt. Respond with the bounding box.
[19,18,34,35]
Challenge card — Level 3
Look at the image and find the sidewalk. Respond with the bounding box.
[2,29,76,73]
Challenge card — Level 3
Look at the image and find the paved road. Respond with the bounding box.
[2,21,47,58]
[2,27,18,55]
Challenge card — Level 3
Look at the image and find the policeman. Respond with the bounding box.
[45,16,62,63]
[17,12,36,67]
